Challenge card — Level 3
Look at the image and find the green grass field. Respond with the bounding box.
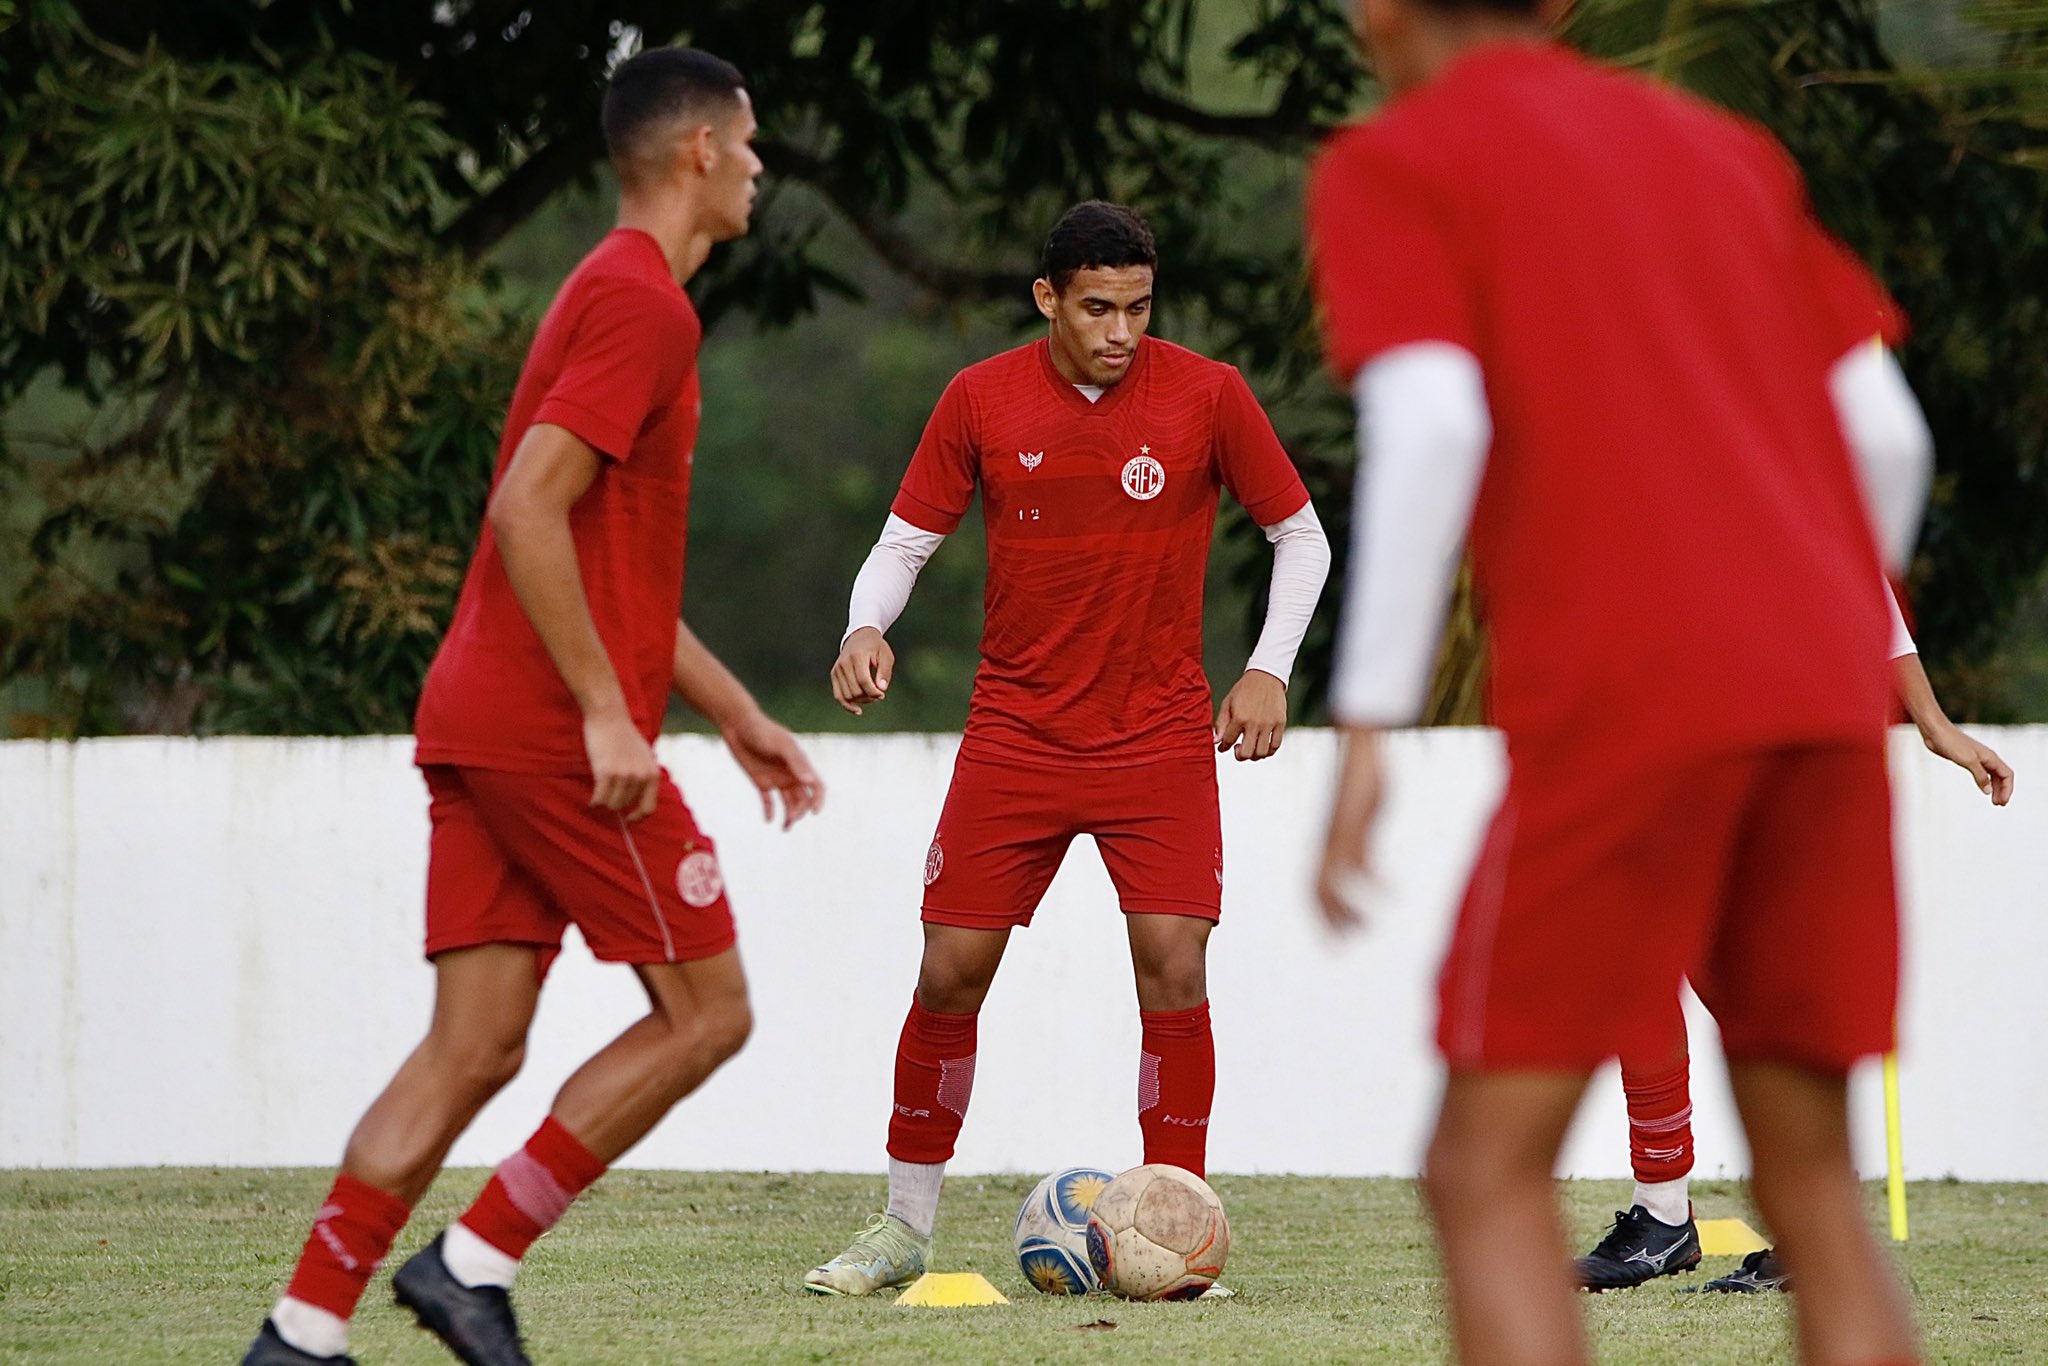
[1,1170,2041,1363]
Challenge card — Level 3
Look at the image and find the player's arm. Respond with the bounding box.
[1884,589,2014,805]
[1209,368,1333,761]
[831,515,947,715]
[1318,344,1493,929]
[671,622,824,829]
[488,421,661,820]
[1214,504,1332,762]
[833,376,976,716]
[1830,343,1931,573]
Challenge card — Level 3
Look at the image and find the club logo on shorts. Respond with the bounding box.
[676,849,724,908]
[923,839,944,886]
[1019,451,1043,471]
[1121,453,1165,501]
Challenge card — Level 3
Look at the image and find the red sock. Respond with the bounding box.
[1139,1002,1215,1178]
[284,1173,412,1318]
[886,994,978,1163]
[1622,1055,1694,1184]
[457,1116,608,1260]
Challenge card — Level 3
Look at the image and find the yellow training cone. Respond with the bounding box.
[1697,1218,1769,1257]
[897,1272,1009,1306]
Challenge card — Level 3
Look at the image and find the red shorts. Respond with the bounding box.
[1438,742,1896,1073]
[422,765,736,967]
[920,750,1223,930]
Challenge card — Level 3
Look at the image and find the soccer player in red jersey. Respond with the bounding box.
[1307,2,1933,1362]
[802,201,1330,1295]
[243,48,822,1366]
[1581,609,2014,1293]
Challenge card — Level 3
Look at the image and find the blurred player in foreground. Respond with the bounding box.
[804,202,1330,1295]
[1308,0,1933,1362]
[1582,619,2013,1294]
[244,48,822,1366]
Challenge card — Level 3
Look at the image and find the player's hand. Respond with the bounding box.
[831,627,895,716]
[584,710,662,822]
[1920,721,2015,805]
[1215,670,1288,761]
[723,709,825,829]
[1315,727,1386,933]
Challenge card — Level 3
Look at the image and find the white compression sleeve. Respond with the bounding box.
[1886,579,1915,660]
[1328,343,1492,728]
[843,514,946,646]
[1244,504,1332,684]
[1829,344,1932,574]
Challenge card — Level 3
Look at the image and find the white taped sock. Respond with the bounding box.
[885,1158,945,1239]
[440,1221,520,1289]
[271,1297,349,1358]
[1634,1177,1691,1227]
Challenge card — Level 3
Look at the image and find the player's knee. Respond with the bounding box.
[699,996,753,1064]
[1422,1124,1534,1214]
[1133,953,1206,1010]
[916,961,995,1015]
[431,1032,528,1097]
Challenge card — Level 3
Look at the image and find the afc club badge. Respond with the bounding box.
[923,840,944,886]
[676,849,724,908]
[1121,453,1165,501]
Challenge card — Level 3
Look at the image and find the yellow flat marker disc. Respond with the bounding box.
[896,1272,1010,1306]
[1697,1218,1769,1257]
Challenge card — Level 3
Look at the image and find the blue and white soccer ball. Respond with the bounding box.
[1014,1167,1116,1294]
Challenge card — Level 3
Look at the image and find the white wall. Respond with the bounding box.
[2,728,2043,1180]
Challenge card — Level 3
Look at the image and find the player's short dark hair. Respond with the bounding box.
[1040,202,1158,293]
[602,47,747,183]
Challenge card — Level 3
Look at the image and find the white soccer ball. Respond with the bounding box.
[1014,1167,1115,1295]
[1085,1163,1230,1301]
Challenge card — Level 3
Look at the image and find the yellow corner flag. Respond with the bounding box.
[1884,1050,1908,1242]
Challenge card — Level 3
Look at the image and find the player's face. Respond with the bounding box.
[1034,266,1156,388]
[705,90,763,242]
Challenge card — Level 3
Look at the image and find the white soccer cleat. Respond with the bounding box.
[803,1213,932,1297]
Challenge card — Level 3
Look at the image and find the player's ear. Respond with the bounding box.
[1031,277,1060,322]
[685,122,718,177]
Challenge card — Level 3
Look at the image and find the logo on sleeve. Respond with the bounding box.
[1019,451,1044,471]
[676,849,725,908]
[1121,447,1164,501]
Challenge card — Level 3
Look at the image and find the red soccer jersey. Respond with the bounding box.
[415,229,702,774]
[1307,41,1901,764]
[893,337,1309,764]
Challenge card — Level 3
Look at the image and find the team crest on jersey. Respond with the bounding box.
[676,849,724,908]
[1019,451,1044,471]
[923,840,944,886]
[1121,453,1166,501]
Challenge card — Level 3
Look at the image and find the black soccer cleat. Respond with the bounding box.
[392,1233,534,1366]
[1702,1246,1792,1293]
[1574,1204,1702,1291]
[241,1319,359,1365]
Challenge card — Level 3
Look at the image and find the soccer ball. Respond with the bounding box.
[1014,1167,1115,1294]
[1085,1163,1230,1301]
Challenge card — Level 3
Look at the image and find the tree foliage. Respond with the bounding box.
[1,8,522,732]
